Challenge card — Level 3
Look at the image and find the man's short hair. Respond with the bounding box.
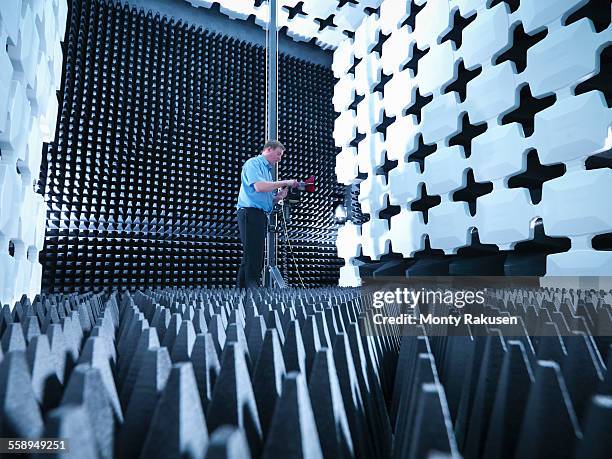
[263,140,285,151]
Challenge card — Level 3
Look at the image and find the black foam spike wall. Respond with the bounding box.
[277,53,345,286]
[1,287,611,458]
[39,0,342,292]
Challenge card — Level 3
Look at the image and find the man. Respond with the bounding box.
[236,140,298,288]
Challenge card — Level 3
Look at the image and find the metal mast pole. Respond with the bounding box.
[265,0,279,287]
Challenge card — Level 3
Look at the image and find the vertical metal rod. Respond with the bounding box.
[265,0,278,287]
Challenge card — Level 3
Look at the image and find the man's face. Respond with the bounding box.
[266,147,285,164]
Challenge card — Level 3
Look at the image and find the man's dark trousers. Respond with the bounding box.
[237,207,267,288]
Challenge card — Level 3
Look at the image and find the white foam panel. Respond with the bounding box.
[335,146,359,186]
[413,0,453,50]
[459,2,512,69]
[336,221,362,287]
[333,38,355,78]
[361,218,390,260]
[357,132,385,174]
[333,0,612,281]
[381,26,412,75]
[388,209,426,257]
[0,0,65,305]
[388,161,421,206]
[379,0,411,34]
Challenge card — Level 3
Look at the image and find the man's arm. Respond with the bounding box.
[254,179,298,193]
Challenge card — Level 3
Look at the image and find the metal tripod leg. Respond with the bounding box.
[267,266,286,288]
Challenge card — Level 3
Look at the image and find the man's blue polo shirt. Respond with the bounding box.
[237,155,274,213]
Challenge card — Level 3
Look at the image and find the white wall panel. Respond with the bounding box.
[477,188,537,249]
[420,92,462,144]
[533,91,611,165]
[332,0,612,281]
[381,26,412,75]
[526,18,603,97]
[379,0,411,34]
[424,146,467,196]
[383,68,416,118]
[464,60,519,124]
[388,209,426,257]
[413,0,452,49]
[541,169,612,238]
[0,0,66,305]
[460,2,512,69]
[361,218,390,260]
[517,0,588,34]
[427,201,472,254]
[386,114,419,162]
[417,40,456,96]
[471,123,527,183]
[335,147,359,186]
[357,132,385,175]
[388,161,421,206]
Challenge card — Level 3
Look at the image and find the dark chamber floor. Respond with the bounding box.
[0,286,611,458]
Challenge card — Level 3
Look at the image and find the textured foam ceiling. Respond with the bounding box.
[185,0,384,49]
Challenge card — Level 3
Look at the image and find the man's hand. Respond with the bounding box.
[283,179,299,188]
[275,188,289,203]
